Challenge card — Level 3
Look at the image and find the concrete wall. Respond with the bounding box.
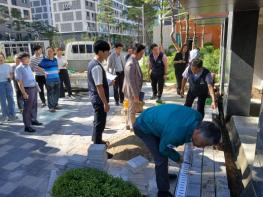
[253,8,263,90]
[152,25,173,50]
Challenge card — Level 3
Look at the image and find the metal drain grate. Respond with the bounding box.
[174,143,192,197]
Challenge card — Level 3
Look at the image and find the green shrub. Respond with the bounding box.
[52,168,142,197]
[5,56,14,63]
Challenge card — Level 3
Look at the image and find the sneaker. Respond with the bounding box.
[24,127,36,133]
[115,102,119,106]
[150,95,157,100]
[68,95,75,100]
[49,108,56,113]
[55,106,62,110]
[0,117,8,122]
[8,116,18,121]
[31,120,43,126]
[156,98,163,104]
[41,103,46,108]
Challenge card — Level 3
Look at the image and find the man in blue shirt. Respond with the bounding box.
[39,47,60,112]
[15,52,43,133]
[133,104,221,197]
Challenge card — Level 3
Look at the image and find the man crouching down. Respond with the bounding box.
[133,104,221,197]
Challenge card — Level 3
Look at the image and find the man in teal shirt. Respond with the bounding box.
[133,104,221,197]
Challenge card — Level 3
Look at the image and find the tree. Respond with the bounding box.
[168,0,180,51]
[97,0,116,43]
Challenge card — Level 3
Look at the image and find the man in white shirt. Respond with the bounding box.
[87,40,112,159]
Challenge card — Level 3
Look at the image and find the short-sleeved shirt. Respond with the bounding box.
[91,64,103,86]
[39,57,59,83]
[182,66,213,85]
[56,56,68,70]
[15,64,36,87]
[30,55,44,76]
[0,64,12,82]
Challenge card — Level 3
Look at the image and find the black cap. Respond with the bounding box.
[17,52,30,59]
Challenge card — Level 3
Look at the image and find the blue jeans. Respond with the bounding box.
[46,81,60,109]
[0,81,16,118]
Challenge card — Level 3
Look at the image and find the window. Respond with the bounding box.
[63,3,71,10]
[23,10,29,19]
[72,45,79,53]
[86,45,93,53]
[11,0,17,6]
[79,45,85,53]
[21,0,28,4]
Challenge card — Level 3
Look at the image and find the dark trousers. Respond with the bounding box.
[134,125,169,192]
[92,104,107,144]
[46,81,60,109]
[174,65,186,94]
[151,73,164,99]
[23,87,38,128]
[35,75,46,104]
[13,80,24,110]
[184,91,208,118]
[59,69,72,98]
[113,71,124,103]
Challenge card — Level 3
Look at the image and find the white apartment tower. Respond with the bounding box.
[51,0,137,36]
[30,0,53,25]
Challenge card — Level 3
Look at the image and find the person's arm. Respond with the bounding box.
[35,65,45,75]
[92,66,110,112]
[163,55,168,80]
[96,85,110,112]
[180,66,190,97]
[106,55,113,73]
[127,63,140,102]
[17,80,29,100]
[208,85,217,109]
[159,135,181,162]
[148,58,152,76]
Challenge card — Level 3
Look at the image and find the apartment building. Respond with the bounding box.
[0,0,32,40]
[0,0,31,20]
[51,0,137,36]
[30,0,53,25]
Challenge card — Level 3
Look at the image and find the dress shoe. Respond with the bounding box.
[32,120,43,126]
[49,108,56,113]
[157,191,173,197]
[24,127,36,133]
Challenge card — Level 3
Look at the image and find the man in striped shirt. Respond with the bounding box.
[39,47,60,112]
[30,45,46,107]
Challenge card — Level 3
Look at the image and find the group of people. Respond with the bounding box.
[0,45,74,132]
[88,40,221,197]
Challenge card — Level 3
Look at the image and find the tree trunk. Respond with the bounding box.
[179,17,183,46]
[168,0,180,51]
[185,14,189,44]
[201,25,205,47]
[107,23,110,43]
[160,0,164,46]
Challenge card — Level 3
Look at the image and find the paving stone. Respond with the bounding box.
[0,182,17,195]
[127,155,149,173]
[186,183,201,197]
[0,144,14,152]
[8,170,25,180]
[20,142,36,150]
[9,186,38,197]
[0,139,10,145]
[54,157,69,170]
[19,157,35,165]
[2,161,21,170]
[0,152,7,158]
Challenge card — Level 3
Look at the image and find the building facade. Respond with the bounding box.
[0,0,32,40]
[30,0,53,25]
[0,0,31,20]
[51,0,137,36]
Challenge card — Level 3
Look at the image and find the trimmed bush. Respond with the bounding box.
[52,168,142,197]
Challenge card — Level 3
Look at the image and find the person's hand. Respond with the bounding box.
[103,103,110,112]
[112,80,116,86]
[23,93,29,100]
[180,89,184,98]
[211,101,217,110]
